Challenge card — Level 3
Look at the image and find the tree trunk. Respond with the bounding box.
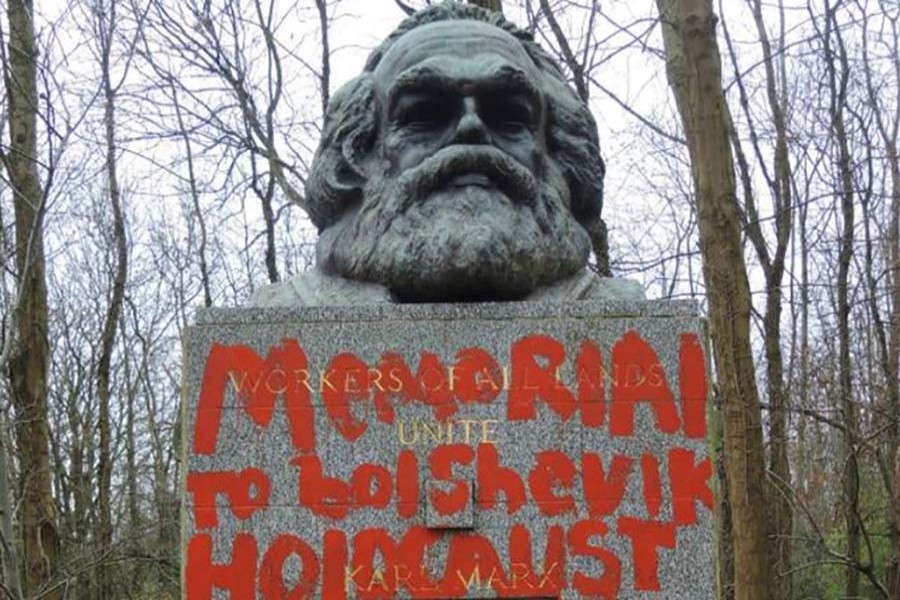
[468,0,503,13]
[822,4,860,595]
[762,288,792,598]
[886,143,900,599]
[4,1,61,597]
[170,84,213,308]
[722,4,794,588]
[654,2,773,598]
[711,393,735,600]
[749,4,793,594]
[314,0,331,117]
[0,415,23,599]
[96,0,129,595]
[860,4,900,593]
[892,443,900,596]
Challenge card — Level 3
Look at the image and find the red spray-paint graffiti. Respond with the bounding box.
[185,331,712,598]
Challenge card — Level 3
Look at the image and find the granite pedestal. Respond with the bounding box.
[181,300,713,599]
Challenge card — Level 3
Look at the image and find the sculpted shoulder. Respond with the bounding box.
[250,268,393,307]
[252,269,645,307]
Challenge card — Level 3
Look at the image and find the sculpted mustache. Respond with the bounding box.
[396,145,540,205]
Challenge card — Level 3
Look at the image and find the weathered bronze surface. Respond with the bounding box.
[255,1,641,305]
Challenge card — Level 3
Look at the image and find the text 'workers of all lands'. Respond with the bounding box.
[186,331,712,598]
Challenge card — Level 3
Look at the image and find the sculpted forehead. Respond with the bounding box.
[373,20,541,84]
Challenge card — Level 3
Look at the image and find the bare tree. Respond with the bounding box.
[140,0,315,287]
[817,2,862,594]
[533,0,610,276]
[90,0,133,596]
[654,1,773,598]
[0,1,60,596]
[858,2,900,593]
[719,1,795,593]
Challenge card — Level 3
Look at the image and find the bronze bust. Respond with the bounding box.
[255,2,642,306]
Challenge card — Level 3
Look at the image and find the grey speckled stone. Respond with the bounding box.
[251,268,647,307]
[196,298,699,326]
[182,300,713,599]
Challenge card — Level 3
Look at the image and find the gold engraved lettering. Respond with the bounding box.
[421,367,444,392]
[538,562,559,587]
[593,363,620,387]
[418,566,440,591]
[265,369,288,394]
[345,566,364,590]
[485,567,502,587]
[394,565,412,590]
[510,562,533,588]
[319,368,338,392]
[480,419,498,444]
[387,367,404,392]
[605,364,619,387]
[592,363,612,383]
[447,366,460,392]
[458,419,478,444]
[553,366,566,389]
[398,421,418,446]
[345,369,362,394]
[366,568,388,591]
[293,369,313,393]
[368,368,386,392]
[475,369,501,391]
[396,419,502,446]
[624,364,645,387]
[229,371,262,394]
[457,567,483,590]
[421,421,443,444]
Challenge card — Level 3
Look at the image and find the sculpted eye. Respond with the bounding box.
[397,96,455,130]
[481,97,534,134]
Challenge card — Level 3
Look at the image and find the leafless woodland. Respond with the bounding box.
[0,0,898,598]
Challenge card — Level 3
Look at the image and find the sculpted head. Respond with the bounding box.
[307,2,605,302]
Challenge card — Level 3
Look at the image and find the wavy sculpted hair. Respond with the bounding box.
[304,1,605,233]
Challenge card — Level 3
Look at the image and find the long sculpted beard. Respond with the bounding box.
[317,145,591,302]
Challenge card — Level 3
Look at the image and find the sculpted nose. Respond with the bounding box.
[452,97,491,144]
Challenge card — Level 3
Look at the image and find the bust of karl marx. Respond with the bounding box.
[254,1,643,306]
